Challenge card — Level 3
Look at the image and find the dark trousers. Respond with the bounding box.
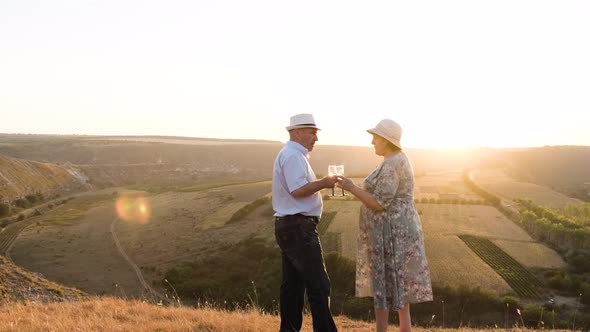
[274,215,338,332]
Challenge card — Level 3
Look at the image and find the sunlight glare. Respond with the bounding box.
[115,194,152,224]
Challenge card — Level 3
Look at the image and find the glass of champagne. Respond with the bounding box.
[328,165,338,196]
[336,165,345,196]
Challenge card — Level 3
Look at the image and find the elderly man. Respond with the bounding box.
[272,113,338,332]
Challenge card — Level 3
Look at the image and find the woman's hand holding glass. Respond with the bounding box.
[336,176,354,193]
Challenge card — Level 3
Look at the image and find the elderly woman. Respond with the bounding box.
[337,119,433,332]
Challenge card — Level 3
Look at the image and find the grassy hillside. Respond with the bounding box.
[471,168,582,209]
[0,255,84,304]
[8,182,274,298]
[1,296,570,332]
[0,155,89,205]
[501,146,590,186]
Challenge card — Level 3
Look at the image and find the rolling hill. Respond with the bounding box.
[0,154,89,205]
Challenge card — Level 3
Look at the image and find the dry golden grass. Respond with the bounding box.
[471,169,581,209]
[0,156,66,199]
[0,296,565,332]
[0,256,85,303]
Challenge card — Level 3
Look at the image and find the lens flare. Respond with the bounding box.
[115,194,151,224]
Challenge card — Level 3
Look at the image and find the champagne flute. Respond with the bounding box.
[328,165,338,196]
[336,165,345,196]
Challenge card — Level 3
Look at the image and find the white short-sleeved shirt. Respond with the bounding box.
[272,141,322,217]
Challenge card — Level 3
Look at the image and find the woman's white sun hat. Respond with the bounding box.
[286,113,321,131]
[367,119,403,149]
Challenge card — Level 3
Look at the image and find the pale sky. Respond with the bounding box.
[1,1,589,148]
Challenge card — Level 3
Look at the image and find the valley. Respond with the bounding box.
[1,134,589,328]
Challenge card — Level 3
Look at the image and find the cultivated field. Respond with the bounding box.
[320,172,566,297]
[492,239,566,269]
[322,199,361,259]
[322,201,522,295]
[413,170,482,202]
[471,169,582,208]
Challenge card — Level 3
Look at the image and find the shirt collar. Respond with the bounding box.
[286,140,309,154]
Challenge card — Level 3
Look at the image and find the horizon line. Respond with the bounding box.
[1,132,588,150]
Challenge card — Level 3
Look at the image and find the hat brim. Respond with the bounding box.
[286,125,321,131]
[367,129,402,149]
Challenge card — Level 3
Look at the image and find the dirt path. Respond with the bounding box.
[110,217,170,304]
[8,199,144,298]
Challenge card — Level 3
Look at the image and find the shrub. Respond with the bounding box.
[0,203,9,217]
[324,251,355,312]
[164,236,282,309]
[521,304,544,327]
[25,194,38,204]
[581,282,590,305]
[13,198,30,208]
[568,254,590,273]
[342,297,374,320]
[502,295,520,308]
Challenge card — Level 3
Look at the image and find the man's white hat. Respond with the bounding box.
[286,113,320,131]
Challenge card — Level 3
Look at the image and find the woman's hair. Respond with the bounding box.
[387,142,402,152]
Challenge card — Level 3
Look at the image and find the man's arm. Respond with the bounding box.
[291,176,337,198]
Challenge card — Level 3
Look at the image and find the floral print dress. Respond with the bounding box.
[356,152,433,311]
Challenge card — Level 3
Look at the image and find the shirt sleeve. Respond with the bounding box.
[283,154,310,193]
[373,159,399,211]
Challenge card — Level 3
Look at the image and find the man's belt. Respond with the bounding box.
[275,213,319,224]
